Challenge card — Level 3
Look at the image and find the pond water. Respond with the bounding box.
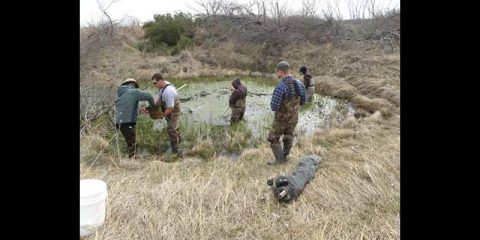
[145,77,355,142]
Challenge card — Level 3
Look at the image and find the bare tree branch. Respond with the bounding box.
[96,0,122,37]
[300,0,318,18]
[269,0,289,27]
[195,0,222,16]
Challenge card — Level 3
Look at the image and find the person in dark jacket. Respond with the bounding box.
[229,78,248,125]
[115,78,155,158]
[299,65,315,102]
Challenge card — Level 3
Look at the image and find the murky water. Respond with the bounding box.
[146,78,355,141]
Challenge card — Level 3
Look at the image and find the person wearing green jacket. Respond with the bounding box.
[115,78,155,158]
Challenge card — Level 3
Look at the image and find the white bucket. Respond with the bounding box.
[80,179,108,237]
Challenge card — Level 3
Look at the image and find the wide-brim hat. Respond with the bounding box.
[122,78,139,88]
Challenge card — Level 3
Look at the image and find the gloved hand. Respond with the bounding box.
[140,106,149,114]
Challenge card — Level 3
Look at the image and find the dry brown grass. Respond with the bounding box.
[351,95,394,116]
[80,133,111,165]
[80,38,400,240]
[346,77,399,106]
[81,113,399,240]
[315,76,357,99]
[82,44,274,85]
[314,75,395,116]
[286,43,399,107]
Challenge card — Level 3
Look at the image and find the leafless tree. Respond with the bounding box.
[361,0,367,19]
[96,0,122,37]
[323,0,343,20]
[373,0,398,17]
[322,0,335,20]
[80,0,130,130]
[80,84,116,124]
[195,0,222,16]
[269,0,289,27]
[300,0,318,18]
[346,0,367,20]
[379,0,394,17]
[252,0,268,22]
[218,0,245,15]
[249,0,268,22]
[81,0,125,68]
[80,54,121,130]
[366,0,377,18]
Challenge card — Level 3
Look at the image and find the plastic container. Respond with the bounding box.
[80,179,108,237]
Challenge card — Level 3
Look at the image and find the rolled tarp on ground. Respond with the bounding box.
[267,154,321,203]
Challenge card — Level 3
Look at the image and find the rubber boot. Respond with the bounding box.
[283,136,293,162]
[267,143,285,165]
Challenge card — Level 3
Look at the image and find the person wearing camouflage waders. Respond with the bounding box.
[267,61,307,165]
[299,65,315,102]
[151,73,182,154]
[115,78,155,158]
[229,77,248,125]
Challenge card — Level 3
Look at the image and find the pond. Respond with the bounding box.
[144,77,355,143]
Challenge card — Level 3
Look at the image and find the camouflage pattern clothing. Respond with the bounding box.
[268,76,306,162]
[231,101,245,125]
[159,83,181,153]
[267,97,301,150]
[166,100,181,146]
[229,78,247,125]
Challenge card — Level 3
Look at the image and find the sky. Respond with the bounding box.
[80,0,400,26]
